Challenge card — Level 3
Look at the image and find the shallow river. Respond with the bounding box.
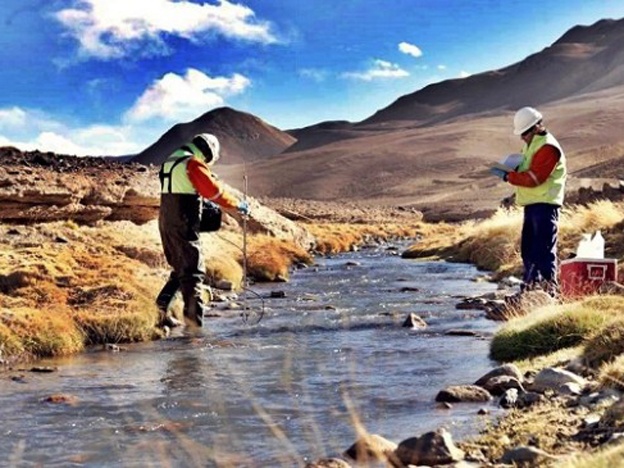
[1,243,502,467]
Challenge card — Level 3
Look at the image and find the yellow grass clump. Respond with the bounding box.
[0,221,169,361]
[490,296,624,362]
[0,307,84,358]
[245,234,313,281]
[402,200,624,280]
[597,354,624,391]
[308,222,421,255]
[583,317,624,368]
[402,207,524,276]
[558,440,624,468]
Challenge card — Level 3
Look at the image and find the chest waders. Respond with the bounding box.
[156,152,206,327]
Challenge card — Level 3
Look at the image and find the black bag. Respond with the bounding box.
[200,201,222,232]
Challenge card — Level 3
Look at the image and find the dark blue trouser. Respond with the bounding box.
[521,203,560,294]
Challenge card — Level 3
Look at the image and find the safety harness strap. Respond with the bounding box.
[159,155,191,193]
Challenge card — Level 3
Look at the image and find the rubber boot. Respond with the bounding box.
[156,274,180,310]
[184,295,204,328]
[156,274,183,328]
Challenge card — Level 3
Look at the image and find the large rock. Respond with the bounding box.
[474,364,524,387]
[395,429,465,466]
[529,367,587,394]
[435,385,492,403]
[343,434,398,465]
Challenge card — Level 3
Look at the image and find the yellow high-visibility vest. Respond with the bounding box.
[516,132,566,206]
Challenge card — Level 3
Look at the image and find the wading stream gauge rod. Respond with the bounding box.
[216,174,265,325]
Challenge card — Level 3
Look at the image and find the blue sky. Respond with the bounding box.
[1,0,623,156]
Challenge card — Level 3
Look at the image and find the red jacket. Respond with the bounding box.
[507,145,560,187]
[186,157,238,210]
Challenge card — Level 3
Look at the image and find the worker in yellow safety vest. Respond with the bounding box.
[490,107,567,296]
[156,133,250,328]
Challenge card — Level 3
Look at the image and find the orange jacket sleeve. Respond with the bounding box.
[507,145,560,187]
[186,157,239,210]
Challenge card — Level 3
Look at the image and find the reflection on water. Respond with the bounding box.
[0,243,501,467]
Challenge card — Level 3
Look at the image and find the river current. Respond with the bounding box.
[1,242,501,467]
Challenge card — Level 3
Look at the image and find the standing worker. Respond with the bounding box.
[490,107,567,296]
[156,133,250,328]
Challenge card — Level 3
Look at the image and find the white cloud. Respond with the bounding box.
[55,0,278,59]
[125,68,251,123]
[459,70,471,78]
[437,64,447,70]
[342,59,409,81]
[398,41,423,58]
[0,106,150,156]
[0,66,253,156]
[0,107,27,128]
[299,68,328,82]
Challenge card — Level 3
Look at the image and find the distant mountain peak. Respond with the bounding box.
[132,107,295,166]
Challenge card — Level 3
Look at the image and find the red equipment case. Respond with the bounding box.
[560,258,618,298]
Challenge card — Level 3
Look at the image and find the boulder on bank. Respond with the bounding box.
[395,428,465,466]
[343,434,398,465]
[436,385,492,403]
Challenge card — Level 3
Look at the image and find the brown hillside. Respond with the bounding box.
[132,107,295,166]
[286,17,624,155]
[364,18,624,126]
[218,84,624,221]
[130,17,624,222]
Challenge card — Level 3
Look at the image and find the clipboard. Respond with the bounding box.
[490,162,515,173]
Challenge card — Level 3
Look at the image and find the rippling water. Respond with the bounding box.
[1,243,502,467]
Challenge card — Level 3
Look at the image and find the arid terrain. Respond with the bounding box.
[129,18,624,222]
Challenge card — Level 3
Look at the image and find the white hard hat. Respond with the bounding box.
[191,133,220,165]
[513,107,543,135]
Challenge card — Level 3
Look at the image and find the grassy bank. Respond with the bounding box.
[0,213,425,363]
[403,200,624,280]
[0,219,310,363]
[400,199,624,465]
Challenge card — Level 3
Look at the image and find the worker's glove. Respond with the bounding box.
[237,200,251,216]
[489,167,508,181]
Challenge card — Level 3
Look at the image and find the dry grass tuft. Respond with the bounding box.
[597,355,624,391]
[0,307,84,358]
[582,318,624,368]
[0,221,164,361]
[558,439,624,468]
[308,222,421,255]
[245,234,313,281]
[490,296,623,362]
[460,398,587,462]
[402,200,624,280]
